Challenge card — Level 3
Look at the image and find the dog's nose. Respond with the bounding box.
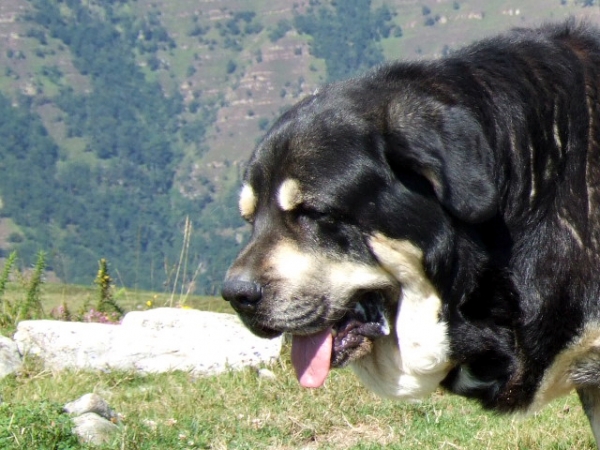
[222,279,263,311]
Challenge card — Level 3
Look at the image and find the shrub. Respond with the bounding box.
[226,59,237,74]
[268,19,291,42]
[22,251,46,321]
[93,259,124,319]
[0,251,46,333]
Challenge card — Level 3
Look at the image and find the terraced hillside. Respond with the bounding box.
[0,0,597,292]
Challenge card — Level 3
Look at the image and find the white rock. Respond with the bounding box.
[14,308,282,375]
[122,307,242,330]
[72,412,118,445]
[0,335,22,378]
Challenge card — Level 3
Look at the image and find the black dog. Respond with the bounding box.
[223,21,600,446]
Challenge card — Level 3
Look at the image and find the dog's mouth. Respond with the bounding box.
[290,291,391,388]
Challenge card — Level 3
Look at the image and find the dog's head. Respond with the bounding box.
[223,77,498,399]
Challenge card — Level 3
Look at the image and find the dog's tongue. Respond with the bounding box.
[291,328,332,388]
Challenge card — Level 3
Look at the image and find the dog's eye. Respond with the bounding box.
[294,205,334,224]
[301,208,327,221]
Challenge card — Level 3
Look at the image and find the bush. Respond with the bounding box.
[268,19,292,42]
[226,59,237,74]
[93,258,124,320]
[0,251,46,333]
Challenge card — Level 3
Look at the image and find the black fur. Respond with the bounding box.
[224,20,600,422]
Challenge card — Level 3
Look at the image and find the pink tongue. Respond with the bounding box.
[291,328,333,388]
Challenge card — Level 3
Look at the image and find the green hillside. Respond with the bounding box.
[0,0,596,293]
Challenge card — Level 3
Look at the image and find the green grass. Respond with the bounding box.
[1,282,235,320]
[0,400,81,449]
[0,281,595,448]
[0,347,595,449]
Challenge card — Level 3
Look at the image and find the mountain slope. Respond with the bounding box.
[0,0,598,293]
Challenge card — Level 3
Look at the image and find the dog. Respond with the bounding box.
[222,21,600,446]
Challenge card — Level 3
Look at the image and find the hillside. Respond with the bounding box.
[0,0,598,293]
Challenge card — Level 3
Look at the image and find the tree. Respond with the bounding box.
[294,0,393,81]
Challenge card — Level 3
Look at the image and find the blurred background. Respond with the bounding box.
[0,0,597,295]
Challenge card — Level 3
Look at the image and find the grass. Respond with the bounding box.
[1,281,235,319]
[0,278,595,449]
[0,399,80,449]
[0,346,596,449]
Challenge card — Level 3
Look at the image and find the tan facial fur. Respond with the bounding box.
[350,233,452,399]
[277,179,303,212]
[264,240,394,328]
[239,183,257,220]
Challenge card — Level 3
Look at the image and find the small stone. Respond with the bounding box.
[72,412,119,445]
[64,393,117,422]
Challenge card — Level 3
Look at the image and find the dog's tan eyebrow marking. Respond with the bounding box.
[239,183,257,219]
[277,178,303,211]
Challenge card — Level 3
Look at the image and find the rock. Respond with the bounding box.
[72,412,119,445]
[257,368,277,380]
[14,308,282,375]
[0,335,22,378]
[64,393,117,422]
[66,394,120,445]
[122,307,242,330]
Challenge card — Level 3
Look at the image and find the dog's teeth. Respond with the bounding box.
[380,315,390,336]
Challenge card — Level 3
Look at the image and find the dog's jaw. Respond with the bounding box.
[270,234,453,398]
[290,292,392,387]
[349,234,453,399]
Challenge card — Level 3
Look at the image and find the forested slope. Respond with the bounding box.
[0,0,239,293]
[0,0,596,293]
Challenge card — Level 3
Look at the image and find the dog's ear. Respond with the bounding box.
[385,105,498,223]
